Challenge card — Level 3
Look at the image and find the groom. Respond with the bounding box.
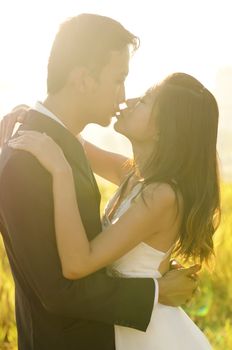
[0,14,199,350]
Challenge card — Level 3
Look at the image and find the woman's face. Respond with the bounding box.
[114,90,158,143]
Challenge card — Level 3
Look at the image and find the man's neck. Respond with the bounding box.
[43,93,87,135]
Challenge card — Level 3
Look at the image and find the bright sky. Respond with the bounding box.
[0,0,231,177]
[1,0,232,106]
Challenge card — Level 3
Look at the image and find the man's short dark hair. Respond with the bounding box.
[47,13,139,94]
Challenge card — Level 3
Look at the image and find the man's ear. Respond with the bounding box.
[68,66,97,93]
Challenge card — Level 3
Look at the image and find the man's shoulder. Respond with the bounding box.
[0,146,18,174]
[25,109,61,131]
[0,146,49,188]
[24,110,84,158]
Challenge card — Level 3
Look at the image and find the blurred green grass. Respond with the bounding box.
[0,181,231,350]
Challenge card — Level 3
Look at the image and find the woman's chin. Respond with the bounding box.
[113,121,122,133]
[113,119,130,139]
[113,119,120,131]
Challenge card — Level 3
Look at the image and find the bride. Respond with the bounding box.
[6,72,219,349]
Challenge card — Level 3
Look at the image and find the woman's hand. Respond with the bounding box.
[8,130,71,175]
[0,105,29,148]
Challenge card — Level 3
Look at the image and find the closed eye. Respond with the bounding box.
[139,96,146,103]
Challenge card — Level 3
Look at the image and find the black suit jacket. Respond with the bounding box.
[0,110,155,350]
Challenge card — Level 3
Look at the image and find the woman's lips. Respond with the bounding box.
[116,108,127,119]
[115,111,124,119]
[115,102,127,119]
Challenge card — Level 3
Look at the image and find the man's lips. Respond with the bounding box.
[115,111,121,118]
[115,110,125,120]
[114,103,127,118]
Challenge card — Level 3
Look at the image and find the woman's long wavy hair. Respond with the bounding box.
[141,73,221,264]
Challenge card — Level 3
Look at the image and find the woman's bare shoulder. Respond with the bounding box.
[141,182,179,209]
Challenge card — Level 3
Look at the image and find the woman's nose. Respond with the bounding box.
[126,97,140,108]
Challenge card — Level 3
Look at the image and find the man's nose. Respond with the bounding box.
[118,84,126,105]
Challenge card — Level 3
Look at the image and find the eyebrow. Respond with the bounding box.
[138,89,155,104]
[141,90,152,99]
[144,86,157,99]
[145,87,154,96]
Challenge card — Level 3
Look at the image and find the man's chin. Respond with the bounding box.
[98,116,113,127]
[100,120,111,127]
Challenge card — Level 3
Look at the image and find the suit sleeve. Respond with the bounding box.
[0,151,155,331]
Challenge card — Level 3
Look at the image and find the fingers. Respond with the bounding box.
[0,119,6,148]
[158,267,200,306]
[176,265,199,290]
[18,130,46,137]
[12,104,29,112]
[169,259,183,270]
[8,130,68,175]
[8,136,32,152]
[8,131,52,155]
[0,113,13,147]
[186,299,192,307]
[188,272,199,282]
[16,130,48,143]
[184,264,201,276]
[193,286,201,296]
[0,115,11,148]
[16,109,28,123]
[7,131,43,150]
[0,109,27,148]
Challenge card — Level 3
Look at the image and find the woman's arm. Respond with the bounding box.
[51,168,177,279]
[0,109,131,185]
[8,131,178,279]
[78,134,131,185]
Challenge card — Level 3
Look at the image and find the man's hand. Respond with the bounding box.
[0,104,29,148]
[169,258,183,270]
[158,264,201,306]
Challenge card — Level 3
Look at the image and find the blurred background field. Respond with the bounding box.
[0,181,231,350]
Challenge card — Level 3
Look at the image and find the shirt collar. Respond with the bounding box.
[33,101,67,129]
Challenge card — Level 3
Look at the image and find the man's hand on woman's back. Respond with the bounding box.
[158,264,201,306]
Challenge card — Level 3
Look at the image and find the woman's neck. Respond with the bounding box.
[132,142,156,180]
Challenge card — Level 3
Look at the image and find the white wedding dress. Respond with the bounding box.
[102,182,212,350]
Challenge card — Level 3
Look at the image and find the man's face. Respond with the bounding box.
[87,47,129,126]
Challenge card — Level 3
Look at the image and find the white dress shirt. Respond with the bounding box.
[33,101,67,129]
